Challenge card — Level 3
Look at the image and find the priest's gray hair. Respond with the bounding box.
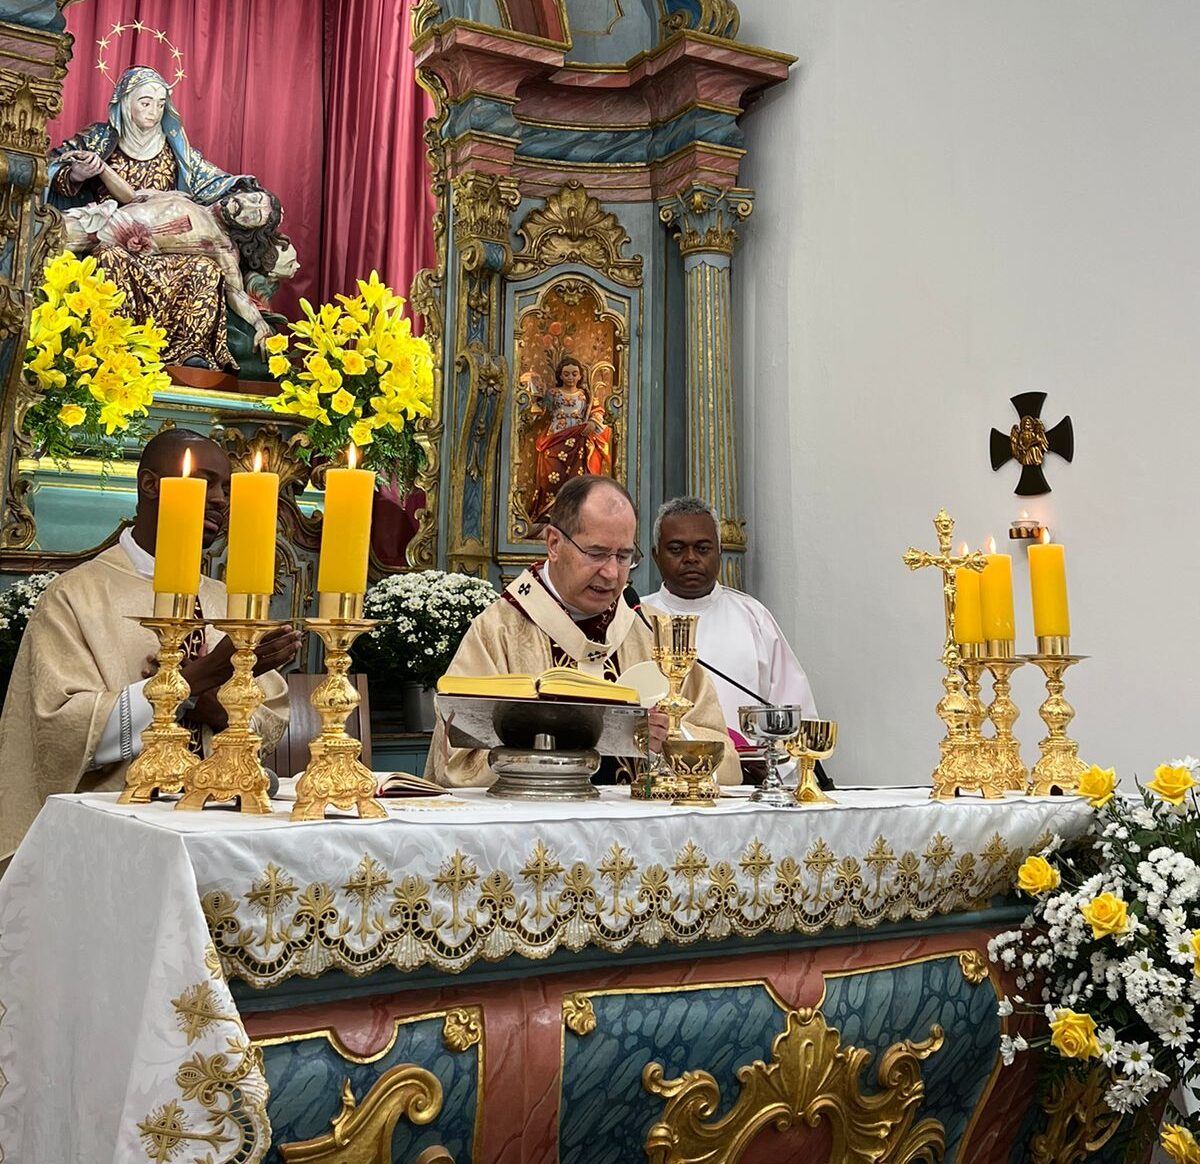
[652,496,721,550]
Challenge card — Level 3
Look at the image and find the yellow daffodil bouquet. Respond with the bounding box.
[990,758,1200,1161]
[267,271,434,487]
[22,251,170,465]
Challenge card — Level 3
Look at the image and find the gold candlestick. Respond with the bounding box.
[981,643,1028,795]
[1024,639,1088,795]
[118,601,201,804]
[785,719,838,806]
[957,645,989,789]
[633,613,699,800]
[292,596,386,822]
[902,510,988,799]
[663,739,723,808]
[176,618,277,813]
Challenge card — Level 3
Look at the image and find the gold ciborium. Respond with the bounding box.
[785,719,838,806]
[739,704,805,808]
[662,739,723,808]
[119,594,201,804]
[650,613,698,737]
[292,593,387,822]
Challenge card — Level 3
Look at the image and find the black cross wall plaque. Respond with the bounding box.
[989,392,1074,496]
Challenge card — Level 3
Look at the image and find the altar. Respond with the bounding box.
[0,785,1100,1163]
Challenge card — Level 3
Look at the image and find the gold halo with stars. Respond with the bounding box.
[96,20,186,88]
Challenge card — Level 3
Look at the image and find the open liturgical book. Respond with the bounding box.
[436,666,640,706]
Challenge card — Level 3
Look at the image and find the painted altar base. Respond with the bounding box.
[0,786,1103,1162]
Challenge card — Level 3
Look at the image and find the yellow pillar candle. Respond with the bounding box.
[153,448,206,596]
[1028,532,1070,637]
[953,544,984,645]
[317,446,374,595]
[226,451,280,597]
[980,539,1015,642]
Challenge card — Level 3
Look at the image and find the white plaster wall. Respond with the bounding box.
[733,1,1200,784]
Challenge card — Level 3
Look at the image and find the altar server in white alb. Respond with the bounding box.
[645,496,818,733]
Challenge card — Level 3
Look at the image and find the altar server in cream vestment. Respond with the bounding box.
[645,497,818,732]
[0,429,301,866]
[427,475,740,787]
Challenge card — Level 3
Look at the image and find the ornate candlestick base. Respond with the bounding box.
[930,672,980,800]
[1024,646,1088,795]
[663,740,722,808]
[981,646,1029,795]
[119,608,201,804]
[292,615,387,822]
[176,619,277,814]
[785,720,838,806]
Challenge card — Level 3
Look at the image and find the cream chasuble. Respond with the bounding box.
[426,567,740,787]
[0,544,289,862]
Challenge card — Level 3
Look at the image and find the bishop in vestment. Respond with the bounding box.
[427,476,740,787]
[0,430,300,865]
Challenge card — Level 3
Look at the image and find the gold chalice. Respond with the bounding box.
[650,613,698,736]
[785,719,838,805]
[662,739,723,808]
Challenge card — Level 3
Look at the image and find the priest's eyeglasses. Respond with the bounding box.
[551,524,642,569]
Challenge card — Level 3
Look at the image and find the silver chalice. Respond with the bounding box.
[738,704,805,808]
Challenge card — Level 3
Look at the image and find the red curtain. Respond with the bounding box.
[321,0,436,306]
[47,0,436,320]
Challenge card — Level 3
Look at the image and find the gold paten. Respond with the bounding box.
[957,950,989,986]
[442,1007,483,1052]
[176,619,281,814]
[902,510,989,799]
[291,613,387,822]
[642,1008,946,1164]
[1029,1066,1120,1164]
[118,613,200,804]
[563,992,597,1037]
[277,1068,444,1163]
[1025,651,1089,796]
[785,719,838,806]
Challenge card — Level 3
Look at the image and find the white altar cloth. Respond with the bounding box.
[0,787,1093,1164]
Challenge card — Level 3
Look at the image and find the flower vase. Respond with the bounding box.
[401,682,437,733]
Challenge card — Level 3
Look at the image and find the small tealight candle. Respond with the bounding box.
[979,536,1015,643]
[153,448,205,597]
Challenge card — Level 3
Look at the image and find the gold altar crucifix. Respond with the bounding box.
[903,510,990,799]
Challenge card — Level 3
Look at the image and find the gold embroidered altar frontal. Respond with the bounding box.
[107,786,1091,987]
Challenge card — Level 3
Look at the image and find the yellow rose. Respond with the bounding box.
[264,332,289,355]
[268,354,291,378]
[1162,1125,1200,1164]
[1048,1008,1100,1060]
[330,388,357,416]
[1077,765,1117,809]
[1190,931,1200,976]
[56,403,85,427]
[1148,764,1197,805]
[1080,892,1129,939]
[1016,855,1060,896]
[341,350,368,376]
[348,419,374,447]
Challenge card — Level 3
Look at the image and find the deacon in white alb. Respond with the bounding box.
[644,496,818,735]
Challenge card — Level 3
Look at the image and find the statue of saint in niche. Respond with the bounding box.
[524,355,613,524]
[47,66,289,372]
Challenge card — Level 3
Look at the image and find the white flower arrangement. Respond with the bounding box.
[354,570,498,689]
[0,572,59,692]
[990,758,1200,1162]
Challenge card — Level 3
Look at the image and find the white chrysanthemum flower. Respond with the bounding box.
[997,998,1013,1017]
[1119,1041,1152,1075]
[1097,1026,1120,1066]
